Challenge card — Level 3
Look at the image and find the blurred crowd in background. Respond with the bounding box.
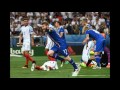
[10,12,110,47]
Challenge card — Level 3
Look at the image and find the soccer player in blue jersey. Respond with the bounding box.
[82,26,105,69]
[41,21,80,76]
[54,21,68,67]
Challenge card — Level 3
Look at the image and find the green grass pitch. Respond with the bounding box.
[10,55,110,78]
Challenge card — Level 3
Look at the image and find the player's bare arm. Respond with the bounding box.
[59,32,64,37]
[19,33,23,45]
[31,34,34,46]
[83,34,89,44]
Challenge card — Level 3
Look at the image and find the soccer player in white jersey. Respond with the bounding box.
[19,17,36,69]
[80,40,97,67]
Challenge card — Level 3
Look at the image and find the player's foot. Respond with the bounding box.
[72,66,81,76]
[106,63,110,68]
[65,61,69,64]
[22,65,28,68]
[92,66,101,69]
[31,61,36,71]
[60,62,64,67]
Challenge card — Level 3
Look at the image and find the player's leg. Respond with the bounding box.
[48,45,65,62]
[93,40,105,69]
[22,42,36,71]
[104,47,110,68]
[22,51,29,68]
[45,49,56,61]
[59,47,80,76]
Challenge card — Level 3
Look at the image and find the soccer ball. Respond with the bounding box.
[90,51,94,55]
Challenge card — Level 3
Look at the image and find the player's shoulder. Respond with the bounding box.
[28,25,33,28]
[60,26,64,31]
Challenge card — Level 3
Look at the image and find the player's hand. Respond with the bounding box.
[82,41,85,45]
[91,48,94,51]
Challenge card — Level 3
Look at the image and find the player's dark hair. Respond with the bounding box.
[42,21,49,26]
[99,28,104,33]
[23,17,29,21]
[54,21,61,25]
[21,18,24,21]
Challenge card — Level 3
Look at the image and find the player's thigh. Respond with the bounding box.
[41,62,49,70]
[22,42,31,52]
[95,40,105,52]
[82,55,89,63]
[59,47,69,58]
[48,45,58,56]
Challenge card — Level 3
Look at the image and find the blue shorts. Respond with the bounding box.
[95,39,106,52]
[51,45,69,57]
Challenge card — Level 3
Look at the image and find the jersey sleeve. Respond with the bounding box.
[59,28,64,33]
[29,26,34,34]
[85,30,89,34]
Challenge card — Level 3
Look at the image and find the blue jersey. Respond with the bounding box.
[86,29,105,41]
[47,29,67,47]
[57,26,65,39]
[86,29,105,52]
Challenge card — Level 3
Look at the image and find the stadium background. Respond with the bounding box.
[10,12,110,56]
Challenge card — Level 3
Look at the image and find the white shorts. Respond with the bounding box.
[22,42,31,52]
[82,54,90,63]
[41,61,58,70]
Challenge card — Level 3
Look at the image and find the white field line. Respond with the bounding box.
[77,75,110,77]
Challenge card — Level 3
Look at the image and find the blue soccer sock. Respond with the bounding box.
[52,53,64,61]
[69,59,78,70]
[95,55,101,67]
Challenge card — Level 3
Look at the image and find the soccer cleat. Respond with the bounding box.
[106,63,110,68]
[22,65,28,68]
[65,61,69,64]
[72,65,81,76]
[80,62,86,67]
[60,62,64,67]
[31,61,36,71]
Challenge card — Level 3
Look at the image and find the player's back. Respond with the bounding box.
[47,29,67,47]
[86,29,105,40]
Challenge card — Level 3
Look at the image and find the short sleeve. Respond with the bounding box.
[59,28,64,33]
[29,26,34,34]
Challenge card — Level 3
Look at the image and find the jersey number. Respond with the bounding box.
[93,30,100,34]
[63,49,68,55]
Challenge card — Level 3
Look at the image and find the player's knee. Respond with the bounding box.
[47,52,53,56]
[94,52,100,55]
[64,55,71,61]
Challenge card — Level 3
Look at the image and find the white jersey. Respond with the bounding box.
[41,61,58,70]
[20,25,34,43]
[45,35,54,50]
[82,41,95,63]
[45,24,55,50]
[20,25,34,52]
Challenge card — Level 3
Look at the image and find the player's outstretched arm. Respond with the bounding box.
[82,34,89,45]
[19,33,23,45]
